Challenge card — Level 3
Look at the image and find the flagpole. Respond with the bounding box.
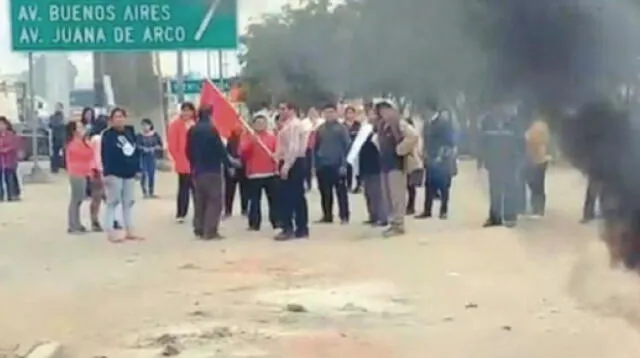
[204,78,277,161]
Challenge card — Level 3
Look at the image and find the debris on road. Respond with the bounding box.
[285,303,307,313]
[161,343,181,356]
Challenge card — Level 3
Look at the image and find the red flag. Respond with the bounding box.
[199,79,242,139]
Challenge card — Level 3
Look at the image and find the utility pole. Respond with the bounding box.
[206,51,212,78]
[218,50,224,80]
[176,50,185,103]
[92,52,106,107]
[23,52,49,183]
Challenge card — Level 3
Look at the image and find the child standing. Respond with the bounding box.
[137,118,163,198]
[65,121,95,233]
[0,117,19,202]
[240,113,279,230]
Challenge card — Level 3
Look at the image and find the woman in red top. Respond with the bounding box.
[240,113,279,230]
[65,121,95,234]
[0,116,19,202]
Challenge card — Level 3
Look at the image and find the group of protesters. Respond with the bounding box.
[163,99,460,240]
[1,95,565,242]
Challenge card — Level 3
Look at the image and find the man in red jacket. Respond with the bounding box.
[239,113,279,231]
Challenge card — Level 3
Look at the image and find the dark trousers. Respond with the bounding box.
[304,148,313,189]
[406,184,416,213]
[362,173,386,222]
[247,176,279,230]
[193,172,224,237]
[0,168,18,201]
[583,179,601,220]
[140,155,157,196]
[316,165,350,221]
[279,159,309,234]
[345,164,362,191]
[424,167,451,216]
[224,171,249,215]
[515,166,527,215]
[488,168,517,223]
[176,173,194,218]
[525,162,548,215]
[50,143,63,173]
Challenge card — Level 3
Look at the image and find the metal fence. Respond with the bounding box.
[15,126,52,161]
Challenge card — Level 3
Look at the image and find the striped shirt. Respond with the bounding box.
[275,117,308,170]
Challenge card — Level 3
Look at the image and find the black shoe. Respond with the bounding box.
[482,219,502,228]
[363,219,376,225]
[295,230,310,239]
[439,213,448,220]
[194,229,203,238]
[91,222,103,232]
[203,233,224,240]
[352,187,362,194]
[415,212,432,219]
[113,221,123,230]
[247,226,260,232]
[405,208,416,216]
[314,218,333,224]
[373,221,388,227]
[274,231,296,241]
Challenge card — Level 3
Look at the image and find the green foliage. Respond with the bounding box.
[240,0,496,110]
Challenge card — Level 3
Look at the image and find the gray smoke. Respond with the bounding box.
[473,0,640,268]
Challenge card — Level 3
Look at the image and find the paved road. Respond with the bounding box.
[1,162,640,357]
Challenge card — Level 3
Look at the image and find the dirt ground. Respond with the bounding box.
[2,161,640,357]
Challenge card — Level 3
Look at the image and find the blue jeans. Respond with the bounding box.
[140,155,157,196]
[0,168,18,201]
[104,176,135,231]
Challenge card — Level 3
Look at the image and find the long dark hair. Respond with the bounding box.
[0,116,14,132]
[65,121,79,144]
[80,107,95,126]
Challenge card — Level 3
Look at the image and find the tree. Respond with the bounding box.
[240,0,354,110]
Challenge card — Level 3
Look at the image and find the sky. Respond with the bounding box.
[0,0,294,88]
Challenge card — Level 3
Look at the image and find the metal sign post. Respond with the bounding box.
[24,52,49,183]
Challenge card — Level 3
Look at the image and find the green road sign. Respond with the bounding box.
[169,78,230,94]
[10,0,237,52]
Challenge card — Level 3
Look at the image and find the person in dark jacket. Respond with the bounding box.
[315,103,351,224]
[479,104,524,228]
[224,128,250,216]
[360,104,387,226]
[101,107,141,242]
[344,106,362,192]
[186,105,239,240]
[416,110,456,219]
[136,118,163,198]
[49,102,66,173]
